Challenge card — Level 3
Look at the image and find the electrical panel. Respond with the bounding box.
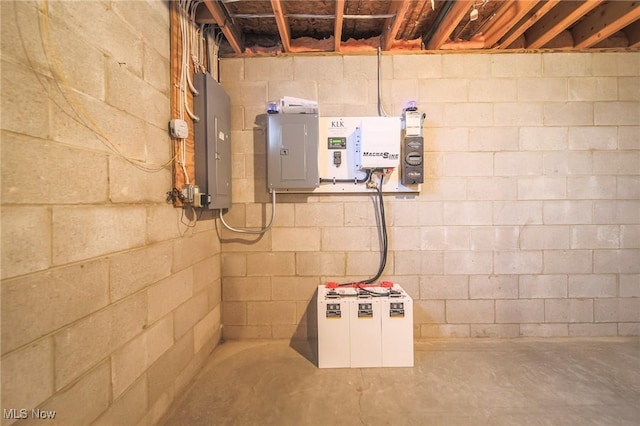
[266,114,319,191]
[317,283,414,368]
[193,73,232,209]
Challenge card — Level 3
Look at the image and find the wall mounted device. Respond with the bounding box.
[317,283,414,368]
[268,96,319,114]
[401,108,425,185]
[193,72,232,209]
[266,113,319,191]
[314,116,417,194]
[169,118,189,139]
[358,117,401,169]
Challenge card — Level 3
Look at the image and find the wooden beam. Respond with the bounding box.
[497,0,560,49]
[482,1,540,48]
[170,1,194,206]
[381,0,413,51]
[526,0,603,49]
[334,0,345,52]
[202,0,244,54]
[427,0,475,50]
[572,1,640,49]
[195,3,216,24]
[624,18,640,47]
[271,0,292,53]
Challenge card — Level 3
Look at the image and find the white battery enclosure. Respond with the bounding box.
[350,298,383,368]
[317,283,414,368]
[317,293,351,368]
[381,294,414,367]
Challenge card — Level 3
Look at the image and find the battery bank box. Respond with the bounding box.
[317,283,413,368]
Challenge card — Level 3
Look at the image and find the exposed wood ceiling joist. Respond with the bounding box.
[334,0,345,51]
[270,0,292,52]
[572,1,640,49]
[626,18,640,47]
[482,0,539,48]
[201,0,244,54]
[496,0,561,49]
[526,0,604,49]
[427,0,475,50]
[382,0,413,50]
[195,1,640,56]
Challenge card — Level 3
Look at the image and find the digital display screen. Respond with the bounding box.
[328,137,346,149]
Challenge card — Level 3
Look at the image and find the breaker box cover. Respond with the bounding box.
[266,114,319,190]
[193,73,232,209]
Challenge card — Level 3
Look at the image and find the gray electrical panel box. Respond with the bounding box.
[266,114,319,191]
[193,73,231,209]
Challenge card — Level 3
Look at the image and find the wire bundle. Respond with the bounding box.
[339,171,389,293]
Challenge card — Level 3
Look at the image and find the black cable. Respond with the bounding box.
[362,173,388,284]
[338,171,389,293]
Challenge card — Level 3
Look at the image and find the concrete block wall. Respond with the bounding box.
[1,1,221,424]
[219,51,639,340]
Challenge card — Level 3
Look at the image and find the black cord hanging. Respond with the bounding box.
[339,171,389,294]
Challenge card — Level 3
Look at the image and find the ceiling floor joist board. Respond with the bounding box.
[497,0,561,49]
[427,0,475,50]
[625,18,640,47]
[572,1,640,49]
[202,0,244,54]
[525,0,604,49]
[335,0,345,51]
[382,0,413,50]
[482,0,540,48]
[194,1,640,55]
[271,0,292,52]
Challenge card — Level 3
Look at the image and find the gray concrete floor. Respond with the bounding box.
[163,338,640,426]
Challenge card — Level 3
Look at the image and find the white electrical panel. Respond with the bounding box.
[317,283,414,368]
